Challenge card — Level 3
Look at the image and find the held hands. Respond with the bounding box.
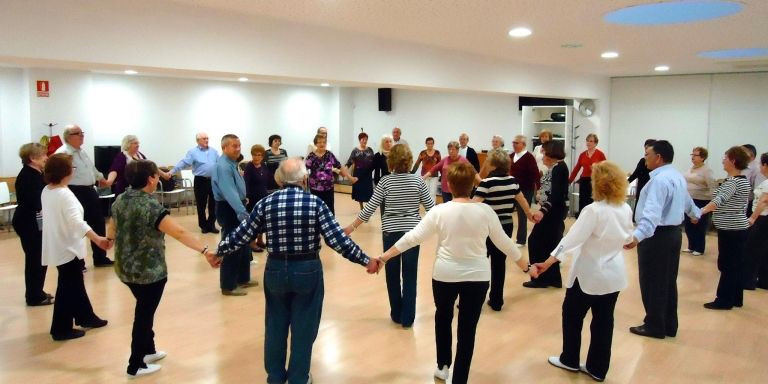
[690,217,699,225]
[528,264,541,278]
[366,258,384,274]
[748,216,756,226]
[204,249,222,268]
[98,179,113,188]
[623,237,639,250]
[532,211,544,224]
[526,211,536,223]
[343,225,354,236]
[94,236,113,251]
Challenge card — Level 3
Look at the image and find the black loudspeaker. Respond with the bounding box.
[94,145,121,176]
[378,88,392,111]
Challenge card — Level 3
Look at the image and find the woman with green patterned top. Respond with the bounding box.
[107,160,221,378]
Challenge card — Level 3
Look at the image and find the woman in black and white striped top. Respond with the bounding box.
[699,146,752,310]
[344,143,435,327]
[473,148,534,310]
[264,134,288,192]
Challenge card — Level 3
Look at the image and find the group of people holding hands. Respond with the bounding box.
[10,122,768,383]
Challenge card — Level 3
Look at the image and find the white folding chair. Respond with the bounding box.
[180,169,194,214]
[0,182,18,232]
[156,177,186,212]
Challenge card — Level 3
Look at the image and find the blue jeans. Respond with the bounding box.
[383,231,419,326]
[216,201,251,290]
[264,258,324,384]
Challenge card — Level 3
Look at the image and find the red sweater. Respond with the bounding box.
[508,151,540,191]
[569,149,606,183]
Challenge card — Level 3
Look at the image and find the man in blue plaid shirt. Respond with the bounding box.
[217,157,380,384]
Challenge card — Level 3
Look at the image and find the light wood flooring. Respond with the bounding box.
[1,194,767,383]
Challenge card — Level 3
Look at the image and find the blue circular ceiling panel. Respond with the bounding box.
[604,1,743,25]
[698,48,768,59]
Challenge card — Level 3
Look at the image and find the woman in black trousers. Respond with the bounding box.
[699,146,752,309]
[536,161,634,382]
[12,143,52,306]
[525,141,569,288]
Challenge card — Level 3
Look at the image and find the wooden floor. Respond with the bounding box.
[1,194,767,384]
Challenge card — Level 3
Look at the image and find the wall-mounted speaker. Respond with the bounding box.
[378,88,392,112]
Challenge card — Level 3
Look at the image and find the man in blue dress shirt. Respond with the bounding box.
[212,134,252,296]
[624,140,700,339]
[167,133,220,234]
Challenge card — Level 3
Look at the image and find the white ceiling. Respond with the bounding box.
[164,0,768,77]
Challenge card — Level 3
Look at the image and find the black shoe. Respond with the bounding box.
[201,228,210,234]
[703,301,732,310]
[28,296,54,306]
[486,300,502,311]
[629,325,665,339]
[522,281,548,289]
[94,259,114,267]
[209,227,220,234]
[550,282,563,288]
[52,329,85,341]
[77,317,108,328]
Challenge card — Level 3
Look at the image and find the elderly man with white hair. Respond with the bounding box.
[217,157,380,384]
[54,124,114,267]
[167,132,220,234]
[509,134,540,247]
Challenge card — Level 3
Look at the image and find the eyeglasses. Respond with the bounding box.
[71,131,84,136]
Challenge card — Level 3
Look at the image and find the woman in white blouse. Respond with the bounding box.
[378,162,537,384]
[533,129,553,175]
[42,154,112,341]
[746,152,768,289]
[534,161,633,383]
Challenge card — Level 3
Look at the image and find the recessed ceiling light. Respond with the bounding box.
[654,65,670,71]
[320,83,330,87]
[238,77,249,82]
[698,47,768,59]
[604,1,742,26]
[561,43,583,49]
[601,51,619,59]
[508,27,532,38]
[124,70,138,75]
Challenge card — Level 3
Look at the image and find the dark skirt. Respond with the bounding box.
[352,167,374,202]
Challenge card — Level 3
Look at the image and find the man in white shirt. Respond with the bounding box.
[742,144,766,217]
[458,133,480,172]
[54,124,114,267]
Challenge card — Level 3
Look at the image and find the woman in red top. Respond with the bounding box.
[569,133,606,216]
[412,137,441,198]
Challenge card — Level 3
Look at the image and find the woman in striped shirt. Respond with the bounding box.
[473,148,534,311]
[344,143,435,327]
[698,146,752,310]
[264,134,287,192]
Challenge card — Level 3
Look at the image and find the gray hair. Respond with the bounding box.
[220,134,239,148]
[275,157,308,186]
[492,135,505,148]
[486,148,511,170]
[121,135,139,151]
[62,124,80,143]
[379,135,393,153]
[514,134,527,143]
[447,140,460,150]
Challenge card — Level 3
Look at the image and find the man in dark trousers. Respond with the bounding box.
[458,132,480,172]
[167,132,220,233]
[55,124,114,267]
[624,140,700,339]
[509,134,540,247]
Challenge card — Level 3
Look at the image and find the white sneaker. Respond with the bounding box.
[691,251,703,256]
[128,363,161,378]
[434,365,449,380]
[682,248,692,253]
[548,356,578,372]
[143,351,167,364]
[515,243,524,248]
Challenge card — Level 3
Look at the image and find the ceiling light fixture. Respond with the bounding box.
[561,43,583,48]
[238,77,249,82]
[654,65,670,71]
[508,27,532,38]
[601,51,619,59]
[124,70,138,75]
[320,83,330,87]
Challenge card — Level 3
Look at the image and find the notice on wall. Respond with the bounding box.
[36,80,50,97]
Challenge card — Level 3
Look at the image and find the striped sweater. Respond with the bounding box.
[712,175,750,231]
[358,173,435,232]
[474,171,520,225]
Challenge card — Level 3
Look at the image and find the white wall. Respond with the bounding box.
[347,88,522,160]
[0,67,31,176]
[608,73,768,177]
